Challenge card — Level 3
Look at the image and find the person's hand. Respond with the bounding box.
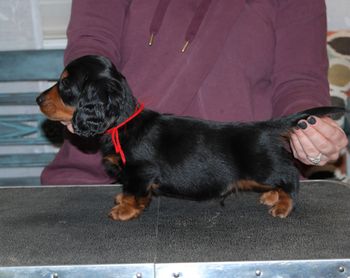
[289,116,348,166]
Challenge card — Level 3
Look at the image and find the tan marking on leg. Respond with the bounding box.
[103,155,120,165]
[236,180,273,192]
[266,189,293,218]
[113,184,158,205]
[114,192,124,205]
[104,155,122,173]
[269,189,293,218]
[260,190,280,206]
[221,180,274,206]
[109,193,152,221]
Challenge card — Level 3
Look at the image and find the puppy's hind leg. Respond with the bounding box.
[235,180,291,217]
[234,178,296,218]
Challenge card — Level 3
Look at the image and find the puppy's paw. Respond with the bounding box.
[109,193,151,221]
[268,202,293,218]
[261,189,293,218]
[108,204,141,221]
[260,190,279,206]
[114,193,123,205]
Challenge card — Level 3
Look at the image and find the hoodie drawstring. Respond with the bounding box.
[149,0,171,46]
[182,0,212,52]
[149,0,213,52]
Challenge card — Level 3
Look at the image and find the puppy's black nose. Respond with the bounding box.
[36,95,45,105]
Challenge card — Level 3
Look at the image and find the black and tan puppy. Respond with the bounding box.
[36,55,344,221]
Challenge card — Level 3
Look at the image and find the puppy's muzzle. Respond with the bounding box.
[36,94,45,105]
[36,84,75,122]
[36,88,51,105]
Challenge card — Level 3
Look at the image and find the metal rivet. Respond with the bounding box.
[339,266,345,272]
[173,273,181,278]
[51,274,59,278]
[136,273,142,278]
[256,269,262,276]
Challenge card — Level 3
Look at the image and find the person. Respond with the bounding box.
[41,0,348,185]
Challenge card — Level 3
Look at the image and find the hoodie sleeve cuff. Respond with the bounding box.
[272,89,331,117]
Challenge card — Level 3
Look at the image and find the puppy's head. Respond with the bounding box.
[36,55,136,137]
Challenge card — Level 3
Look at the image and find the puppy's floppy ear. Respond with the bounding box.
[72,78,121,137]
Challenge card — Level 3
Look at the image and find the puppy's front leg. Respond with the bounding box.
[109,193,151,221]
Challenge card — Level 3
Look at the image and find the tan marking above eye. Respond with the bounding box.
[61,70,69,79]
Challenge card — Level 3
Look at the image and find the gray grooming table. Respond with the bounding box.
[0,180,349,277]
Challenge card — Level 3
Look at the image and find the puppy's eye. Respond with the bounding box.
[61,78,70,87]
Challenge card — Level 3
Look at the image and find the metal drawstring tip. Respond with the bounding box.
[181,40,190,53]
[148,33,155,46]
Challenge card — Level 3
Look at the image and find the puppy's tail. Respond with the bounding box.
[270,106,347,130]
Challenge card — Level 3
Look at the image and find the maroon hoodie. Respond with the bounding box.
[41,0,331,185]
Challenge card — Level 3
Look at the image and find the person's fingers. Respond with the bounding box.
[322,116,342,128]
[307,116,348,150]
[299,116,348,162]
[297,118,337,161]
[290,132,307,163]
[289,116,348,166]
[290,130,327,166]
[289,133,299,159]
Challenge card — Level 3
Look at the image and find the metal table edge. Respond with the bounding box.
[1,259,349,278]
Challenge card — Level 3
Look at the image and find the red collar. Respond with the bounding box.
[105,103,144,165]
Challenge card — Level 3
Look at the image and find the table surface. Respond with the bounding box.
[0,180,349,266]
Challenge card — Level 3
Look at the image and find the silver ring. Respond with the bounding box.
[307,153,322,165]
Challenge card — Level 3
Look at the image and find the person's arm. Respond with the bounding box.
[271,0,348,165]
[271,0,330,116]
[64,0,131,68]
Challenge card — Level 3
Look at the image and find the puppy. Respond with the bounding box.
[37,55,344,221]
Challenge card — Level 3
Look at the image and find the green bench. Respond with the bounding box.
[0,50,64,186]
